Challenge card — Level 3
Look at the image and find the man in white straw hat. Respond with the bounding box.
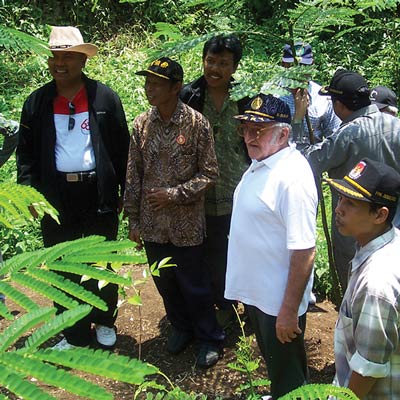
[16,26,130,350]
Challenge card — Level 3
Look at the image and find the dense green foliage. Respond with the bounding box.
[1,0,399,297]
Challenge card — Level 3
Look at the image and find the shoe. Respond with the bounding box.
[95,325,117,347]
[196,344,223,368]
[51,337,77,350]
[167,327,193,354]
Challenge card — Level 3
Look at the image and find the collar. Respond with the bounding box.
[341,104,380,124]
[252,142,296,170]
[149,99,183,125]
[351,226,396,273]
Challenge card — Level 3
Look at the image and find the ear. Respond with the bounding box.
[172,81,183,96]
[279,126,290,144]
[374,206,389,224]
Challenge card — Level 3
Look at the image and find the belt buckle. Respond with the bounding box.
[66,173,79,182]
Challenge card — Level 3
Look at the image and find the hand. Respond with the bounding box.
[129,229,144,250]
[276,308,302,344]
[146,187,173,211]
[293,88,309,122]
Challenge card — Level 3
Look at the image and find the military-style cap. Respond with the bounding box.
[325,158,400,207]
[136,57,183,82]
[234,93,291,124]
[319,69,370,99]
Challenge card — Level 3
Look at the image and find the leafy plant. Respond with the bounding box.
[279,383,359,399]
[227,307,271,399]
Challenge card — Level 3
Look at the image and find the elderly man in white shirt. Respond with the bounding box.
[225,93,318,399]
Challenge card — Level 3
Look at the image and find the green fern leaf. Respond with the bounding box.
[46,260,130,285]
[0,183,59,228]
[26,268,108,310]
[1,248,48,276]
[0,307,55,352]
[36,348,159,384]
[1,352,112,400]
[278,383,359,399]
[0,297,13,320]
[22,305,92,351]
[0,363,56,400]
[0,280,40,313]
[11,272,79,309]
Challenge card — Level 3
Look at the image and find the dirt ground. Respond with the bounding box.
[1,264,339,399]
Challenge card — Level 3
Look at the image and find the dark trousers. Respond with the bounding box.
[144,241,225,345]
[41,178,119,346]
[245,305,308,399]
[204,214,236,310]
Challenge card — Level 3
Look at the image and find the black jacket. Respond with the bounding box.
[16,74,130,213]
[180,76,248,114]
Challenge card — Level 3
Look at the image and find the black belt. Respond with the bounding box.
[57,170,97,183]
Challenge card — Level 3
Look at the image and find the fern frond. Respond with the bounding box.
[0,25,50,56]
[22,305,92,351]
[0,298,13,320]
[11,272,79,309]
[27,269,108,310]
[46,261,130,285]
[146,31,222,61]
[36,347,159,384]
[1,248,42,276]
[0,307,56,352]
[278,383,359,399]
[32,235,107,264]
[0,280,40,313]
[288,1,357,42]
[0,183,58,228]
[1,352,112,400]
[0,363,56,400]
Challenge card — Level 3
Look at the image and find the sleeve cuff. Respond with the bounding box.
[349,350,390,378]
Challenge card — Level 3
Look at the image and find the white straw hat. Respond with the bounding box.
[48,26,98,58]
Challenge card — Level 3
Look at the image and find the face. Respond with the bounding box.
[203,50,238,89]
[48,51,87,84]
[144,74,181,108]
[240,121,288,161]
[334,194,388,246]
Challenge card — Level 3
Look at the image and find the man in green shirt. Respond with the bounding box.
[180,34,249,327]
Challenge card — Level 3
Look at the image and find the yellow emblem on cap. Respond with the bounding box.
[152,60,161,66]
[251,97,263,110]
[160,62,169,68]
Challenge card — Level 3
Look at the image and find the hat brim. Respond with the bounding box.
[234,113,276,123]
[135,70,170,80]
[49,43,98,58]
[324,178,371,202]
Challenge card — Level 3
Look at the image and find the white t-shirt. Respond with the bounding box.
[225,144,318,316]
[53,87,96,172]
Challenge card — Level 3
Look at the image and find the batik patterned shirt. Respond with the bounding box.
[124,100,218,247]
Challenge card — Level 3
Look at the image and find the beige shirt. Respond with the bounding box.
[124,100,218,247]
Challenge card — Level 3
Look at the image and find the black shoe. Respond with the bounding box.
[196,344,223,368]
[167,327,193,354]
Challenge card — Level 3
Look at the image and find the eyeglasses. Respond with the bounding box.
[237,124,276,140]
[68,102,75,131]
